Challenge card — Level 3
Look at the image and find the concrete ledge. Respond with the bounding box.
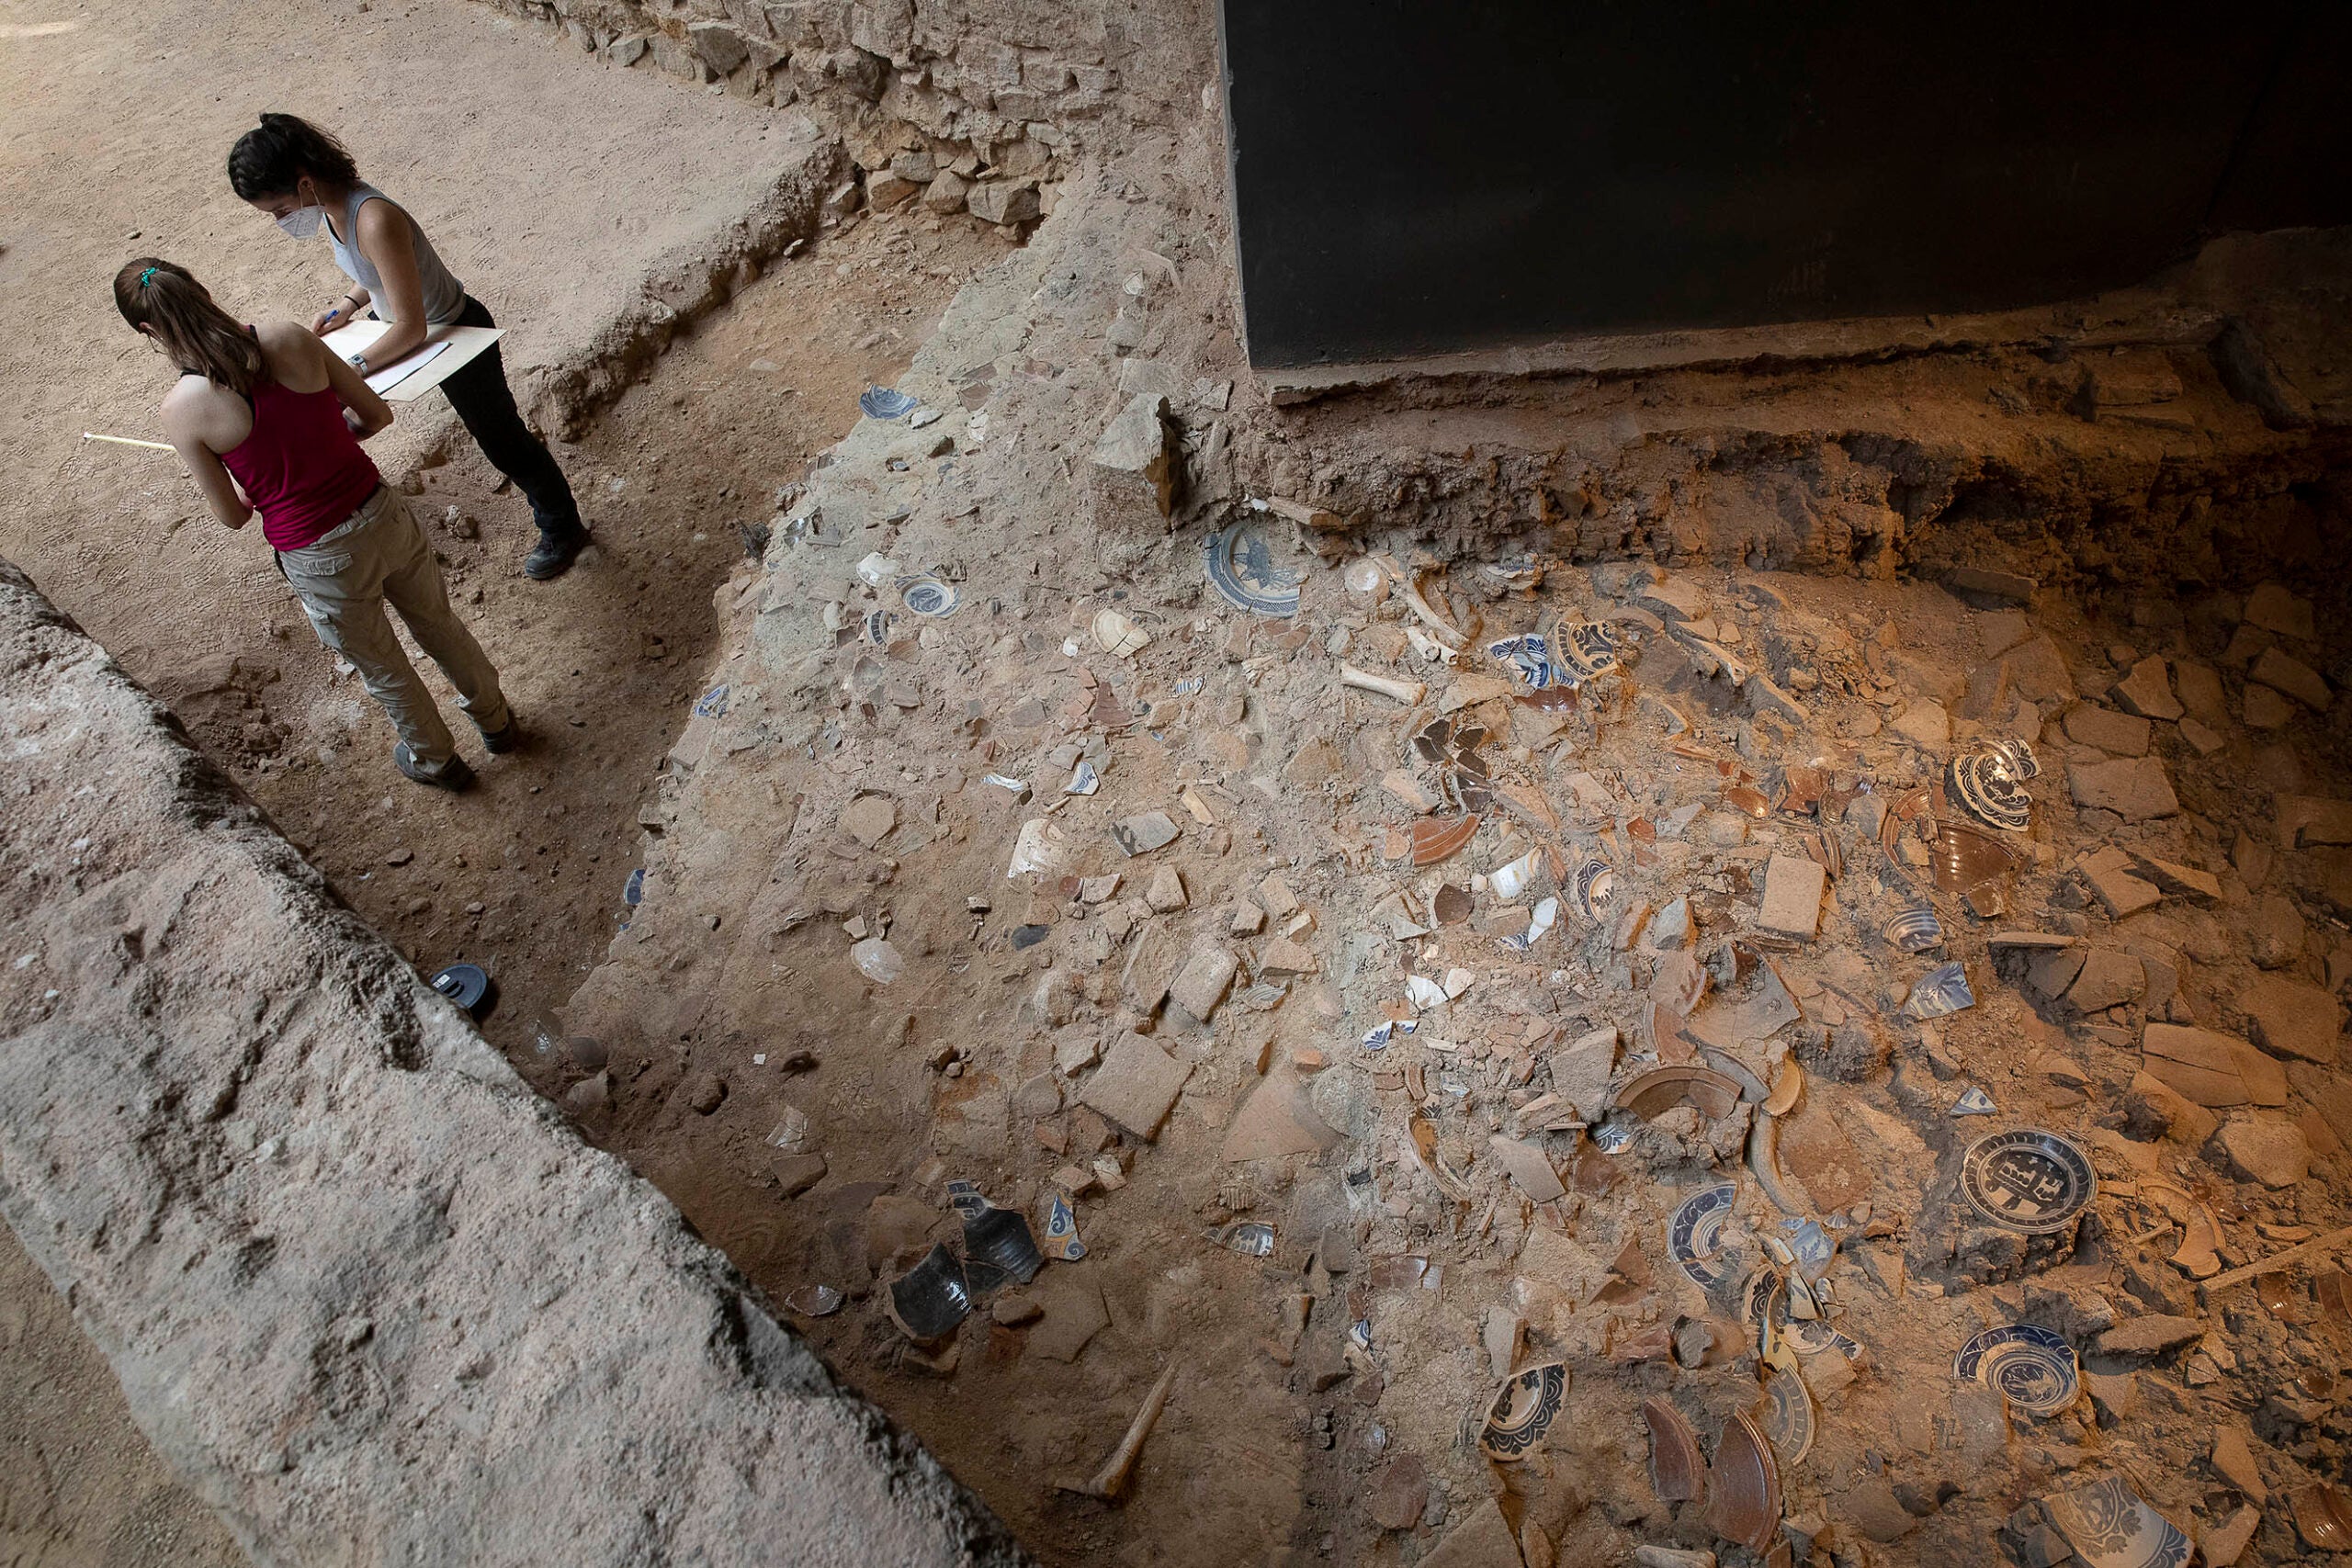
[0,560,1027,1567]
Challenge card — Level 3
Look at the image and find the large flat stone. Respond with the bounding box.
[2064,704,2153,757]
[2244,581,2315,638]
[2096,1314,2204,1358]
[1089,392,1173,518]
[2029,946,2090,999]
[2007,636,2075,703]
[2278,795,2352,849]
[2173,660,2229,726]
[2290,1062,2352,1150]
[2214,1114,2310,1188]
[1026,1272,1110,1363]
[966,179,1041,226]
[1943,566,2037,606]
[2067,756,2180,821]
[1551,1025,1619,1119]
[1758,854,1827,938]
[2123,850,2222,901]
[1167,942,1239,1021]
[2251,646,2332,711]
[2201,1504,2261,1567]
[2079,847,2162,917]
[2143,1022,2287,1107]
[2112,655,2185,720]
[2240,973,2344,1064]
[2068,949,2147,1011]
[1078,1032,1193,1140]
[2129,1071,2219,1145]
[1486,1134,1566,1202]
[1840,1476,1922,1542]
[1421,1498,1524,1568]
[2245,683,2296,728]
[1892,700,1951,750]
[2250,894,2306,968]
[2143,1023,2251,1106]
[1222,1076,1342,1162]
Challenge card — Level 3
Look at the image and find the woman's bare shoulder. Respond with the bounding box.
[158,371,243,446]
[158,372,218,416]
[254,319,318,356]
[254,320,332,388]
[354,194,413,243]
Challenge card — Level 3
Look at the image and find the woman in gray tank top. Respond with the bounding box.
[229,114,589,581]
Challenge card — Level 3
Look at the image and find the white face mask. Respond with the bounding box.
[277,204,322,240]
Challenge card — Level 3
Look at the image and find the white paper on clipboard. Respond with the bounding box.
[365,340,449,392]
[320,319,505,401]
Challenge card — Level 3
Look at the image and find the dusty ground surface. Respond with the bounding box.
[554,113,2352,1568]
[579,482,2352,1568]
[10,1,2352,1565]
[0,0,1007,1553]
[200,200,1010,1073]
[0,557,1030,1568]
[0,1229,244,1567]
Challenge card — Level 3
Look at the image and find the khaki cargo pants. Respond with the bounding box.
[278,487,510,772]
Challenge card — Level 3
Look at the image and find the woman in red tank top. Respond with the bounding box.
[115,258,516,790]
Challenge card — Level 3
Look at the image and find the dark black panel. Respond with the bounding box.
[2205,6,2352,231]
[1219,1,2346,366]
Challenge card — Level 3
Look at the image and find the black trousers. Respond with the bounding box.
[440,295,581,536]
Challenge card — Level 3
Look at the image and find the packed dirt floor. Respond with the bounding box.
[11,2,2352,1566]
[0,1234,243,1565]
[582,482,2352,1568]
[519,22,2352,1560]
[0,0,1007,1556]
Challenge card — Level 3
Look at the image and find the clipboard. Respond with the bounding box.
[321,319,505,401]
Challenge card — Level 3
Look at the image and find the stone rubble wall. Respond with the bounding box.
[480,0,2352,617]
[0,558,1030,1567]
[474,0,1213,216]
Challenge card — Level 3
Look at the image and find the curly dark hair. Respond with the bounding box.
[228,112,358,199]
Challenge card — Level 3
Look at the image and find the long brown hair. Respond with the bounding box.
[113,258,265,397]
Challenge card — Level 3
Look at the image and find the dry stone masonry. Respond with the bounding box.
[481,0,1203,232]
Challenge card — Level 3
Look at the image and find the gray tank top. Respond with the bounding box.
[328,185,465,328]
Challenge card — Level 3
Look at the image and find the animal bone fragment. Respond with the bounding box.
[1057,1360,1179,1500]
[1340,664,1426,704]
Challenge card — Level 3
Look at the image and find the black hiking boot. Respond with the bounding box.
[525,524,589,581]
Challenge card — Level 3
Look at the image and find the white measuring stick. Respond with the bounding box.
[82,432,175,451]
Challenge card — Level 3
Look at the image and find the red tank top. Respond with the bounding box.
[219,370,382,552]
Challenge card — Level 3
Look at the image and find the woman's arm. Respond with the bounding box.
[319,333,395,439]
[159,390,254,531]
[314,285,373,336]
[348,198,430,367]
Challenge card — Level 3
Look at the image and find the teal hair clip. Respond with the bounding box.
[139,266,158,288]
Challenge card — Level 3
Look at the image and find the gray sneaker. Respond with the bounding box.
[394,743,475,791]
